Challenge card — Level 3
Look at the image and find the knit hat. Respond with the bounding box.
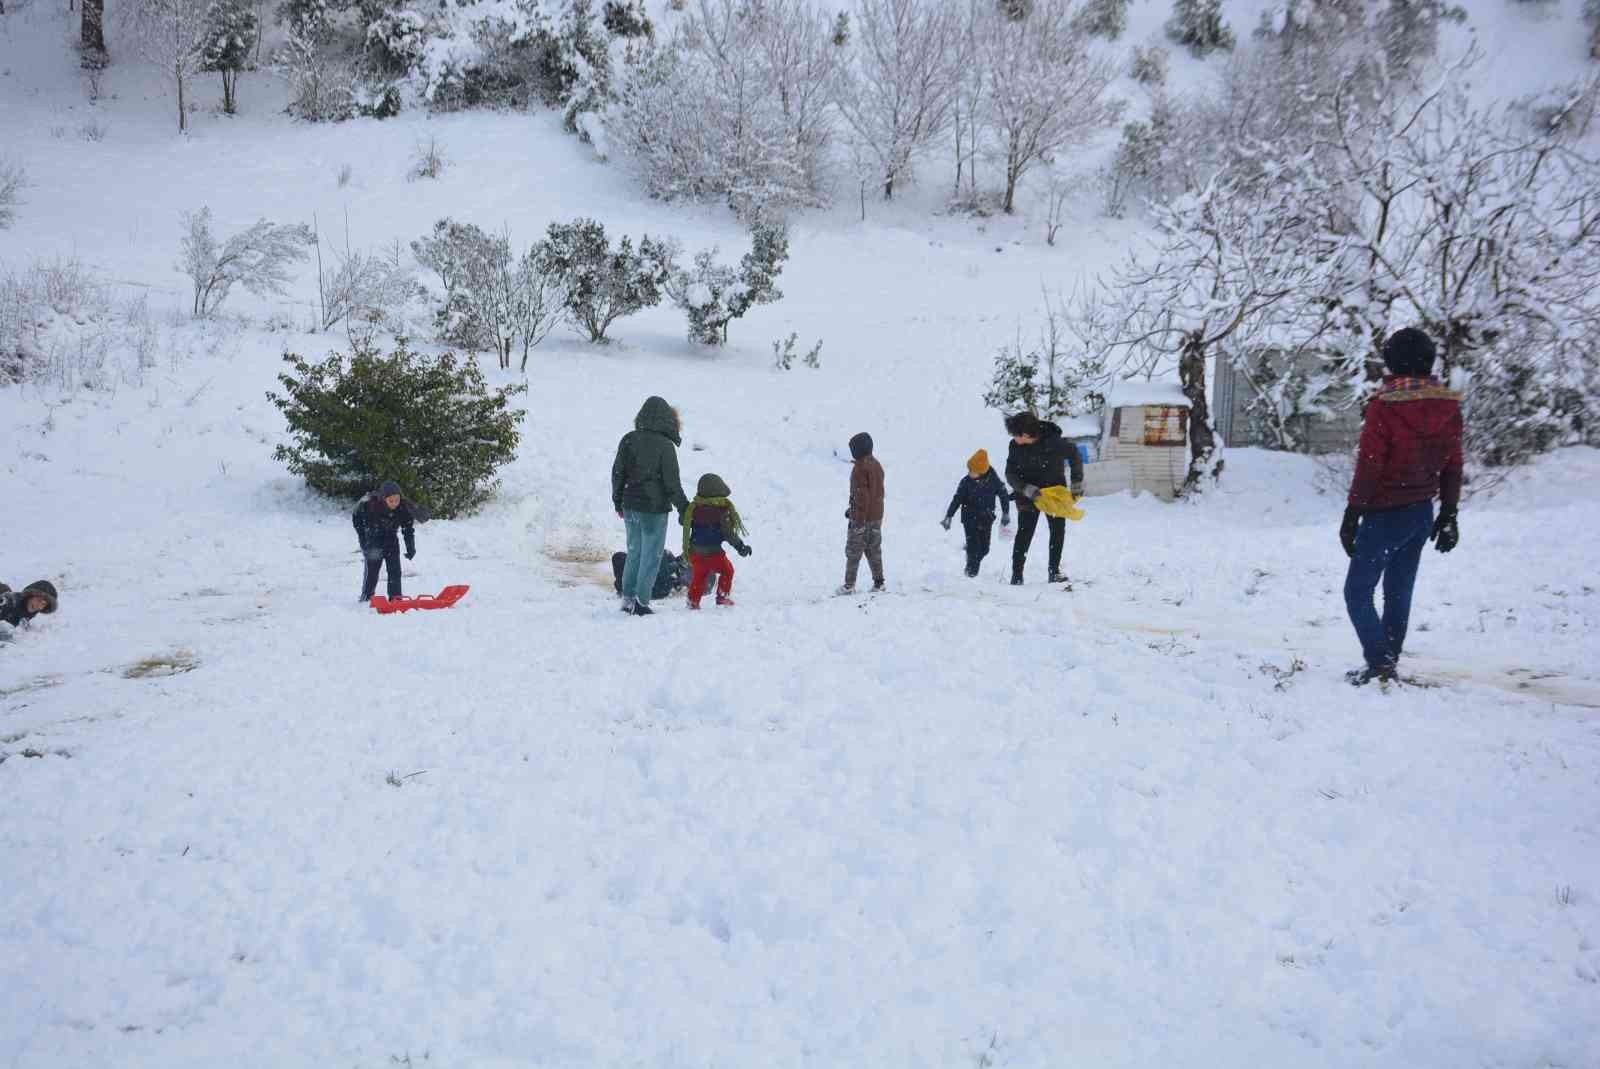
[967,449,990,476]
[849,432,874,460]
[378,480,403,498]
[1382,328,1437,377]
[23,580,57,614]
[696,473,731,498]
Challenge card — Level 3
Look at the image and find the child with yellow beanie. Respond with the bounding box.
[941,449,1012,577]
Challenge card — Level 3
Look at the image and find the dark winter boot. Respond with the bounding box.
[1010,566,1024,586]
[1048,570,1070,584]
[631,602,655,617]
[1345,664,1397,687]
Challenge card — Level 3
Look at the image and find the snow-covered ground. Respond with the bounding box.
[4,1,1600,1065]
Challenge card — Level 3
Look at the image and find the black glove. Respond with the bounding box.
[1431,510,1458,553]
[940,517,952,530]
[1071,481,1084,499]
[1340,507,1360,559]
[737,544,752,558]
[844,509,852,520]
[405,547,416,560]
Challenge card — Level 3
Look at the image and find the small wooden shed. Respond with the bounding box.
[1078,382,1192,501]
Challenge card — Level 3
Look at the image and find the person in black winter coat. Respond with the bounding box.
[1003,412,1084,585]
[353,480,424,602]
[0,580,58,631]
[942,449,1012,577]
[612,551,687,601]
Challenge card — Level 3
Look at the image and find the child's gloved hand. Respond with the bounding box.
[1071,480,1084,499]
[737,544,753,558]
[940,517,952,530]
[405,548,416,560]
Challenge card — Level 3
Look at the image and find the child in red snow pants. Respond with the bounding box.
[687,551,734,607]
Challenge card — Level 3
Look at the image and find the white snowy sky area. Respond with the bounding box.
[2,0,1598,1065]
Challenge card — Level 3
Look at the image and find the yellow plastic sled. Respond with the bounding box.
[1034,486,1086,521]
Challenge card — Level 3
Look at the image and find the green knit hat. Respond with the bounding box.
[696,473,730,498]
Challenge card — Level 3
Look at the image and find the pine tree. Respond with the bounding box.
[268,338,527,518]
[200,0,259,114]
[1166,0,1235,56]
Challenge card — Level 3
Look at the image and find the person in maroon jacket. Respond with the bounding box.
[1341,328,1464,685]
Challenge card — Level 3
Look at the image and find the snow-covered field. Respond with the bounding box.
[4,1,1600,1065]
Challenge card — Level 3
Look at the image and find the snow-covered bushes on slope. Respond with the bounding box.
[410,219,569,368]
[605,0,844,220]
[983,294,1105,421]
[199,0,259,114]
[1072,0,1129,39]
[1,258,165,391]
[268,338,527,517]
[665,222,789,345]
[179,208,316,319]
[0,157,25,229]
[1165,0,1234,56]
[313,239,422,337]
[540,217,672,343]
[1128,42,1168,85]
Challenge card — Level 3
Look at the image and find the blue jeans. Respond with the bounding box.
[621,511,670,607]
[1343,501,1433,670]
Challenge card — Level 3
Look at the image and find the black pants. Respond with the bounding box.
[962,512,995,575]
[1012,507,1064,578]
[361,543,403,600]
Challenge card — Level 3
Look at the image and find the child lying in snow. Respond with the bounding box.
[1,580,59,631]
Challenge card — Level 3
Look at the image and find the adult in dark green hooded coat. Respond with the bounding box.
[611,396,689,615]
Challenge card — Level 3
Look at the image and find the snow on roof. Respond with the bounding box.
[1059,414,1103,438]
[1106,380,1191,409]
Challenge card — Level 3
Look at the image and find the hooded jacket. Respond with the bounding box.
[0,580,58,627]
[684,473,750,557]
[1347,377,1465,512]
[848,433,885,524]
[1004,420,1084,510]
[612,397,689,515]
[946,469,1012,525]
[353,494,418,554]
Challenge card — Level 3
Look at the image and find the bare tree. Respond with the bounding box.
[982,0,1124,213]
[950,0,989,198]
[838,0,959,199]
[123,0,211,132]
[1065,172,1329,486]
[179,208,315,318]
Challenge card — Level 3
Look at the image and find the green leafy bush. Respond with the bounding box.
[268,337,526,518]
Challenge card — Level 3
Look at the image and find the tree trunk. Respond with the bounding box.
[1003,169,1018,214]
[883,174,894,200]
[1178,332,1219,493]
[80,0,106,62]
[177,72,187,133]
[222,71,238,115]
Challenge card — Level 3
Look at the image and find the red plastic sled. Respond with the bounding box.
[371,584,471,614]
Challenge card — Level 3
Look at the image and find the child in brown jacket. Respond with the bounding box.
[838,432,885,594]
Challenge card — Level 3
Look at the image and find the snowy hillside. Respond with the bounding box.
[4,0,1600,1064]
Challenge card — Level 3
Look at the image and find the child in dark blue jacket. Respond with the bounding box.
[942,450,1012,577]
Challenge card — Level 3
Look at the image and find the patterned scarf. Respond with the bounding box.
[1381,376,1439,393]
